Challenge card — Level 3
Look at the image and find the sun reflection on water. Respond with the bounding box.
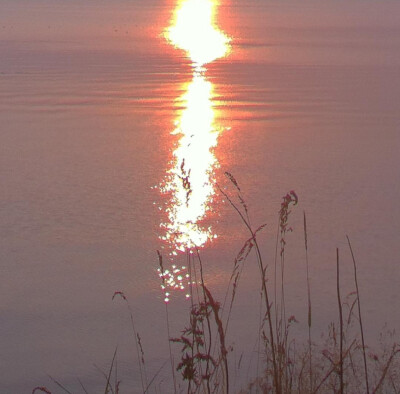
[160,0,231,263]
[160,71,219,252]
[166,0,230,67]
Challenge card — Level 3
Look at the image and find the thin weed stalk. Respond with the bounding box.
[78,378,89,394]
[144,360,168,394]
[304,211,313,391]
[47,375,72,394]
[274,219,280,339]
[203,285,229,394]
[112,291,147,393]
[372,345,400,394]
[223,232,256,336]
[165,287,177,394]
[114,357,119,394]
[277,191,298,389]
[32,388,52,394]
[196,249,213,394]
[336,248,344,394]
[157,251,177,394]
[218,175,280,393]
[104,347,118,394]
[312,340,355,394]
[346,235,369,394]
[255,287,264,394]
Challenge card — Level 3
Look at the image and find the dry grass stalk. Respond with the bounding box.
[47,375,72,394]
[203,285,229,394]
[218,174,280,393]
[170,291,220,392]
[78,378,89,394]
[347,235,370,394]
[157,250,178,394]
[32,388,52,394]
[112,291,147,393]
[372,344,400,394]
[104,347,118,394]
[304,211,313,392]
[336,248,344,394]
[196,249,214,394]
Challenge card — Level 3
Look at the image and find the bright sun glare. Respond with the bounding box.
[166,0,230,66]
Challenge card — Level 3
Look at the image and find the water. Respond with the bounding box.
[1,0,400,392]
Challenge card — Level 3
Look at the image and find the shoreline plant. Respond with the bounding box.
[34,174,400,394]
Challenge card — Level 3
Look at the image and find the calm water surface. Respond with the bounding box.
[1,0,400,392]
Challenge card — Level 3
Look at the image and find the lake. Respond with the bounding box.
[1,0,400,392]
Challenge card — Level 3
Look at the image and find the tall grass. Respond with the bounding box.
[162,173,399,393]
[36,174,400,394]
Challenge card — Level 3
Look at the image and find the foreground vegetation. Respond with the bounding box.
[34,173,399,394]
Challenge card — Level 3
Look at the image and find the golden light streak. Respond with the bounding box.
[161,71,220,252]
[160,0,231,255]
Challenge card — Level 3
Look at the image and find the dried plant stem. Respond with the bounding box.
[77,378,89,394]
[112,292,147,393]
[337,248,344,394]
[218,185,280,393]
[304,211,313,391]
[187,251,195,394]
[165,300,177,394]
[372,345,400,394]
[280,243,287,348]
[144,360,168,394]
[346,235,369,394]
[256,288,264,394]
[203,286,229,394]
[47,375,72,394]
[312,340,355,394]
[157,251,177,394]
[274,219,280,336]
[104,347,118,394]
[249,226,279,393]
[32,388,52,394]
[196,249,212,394]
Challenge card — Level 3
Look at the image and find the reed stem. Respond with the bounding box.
[304,211,313,392]
[218,184,280,393]
[336,248,344,394]
[346,235,369,394]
